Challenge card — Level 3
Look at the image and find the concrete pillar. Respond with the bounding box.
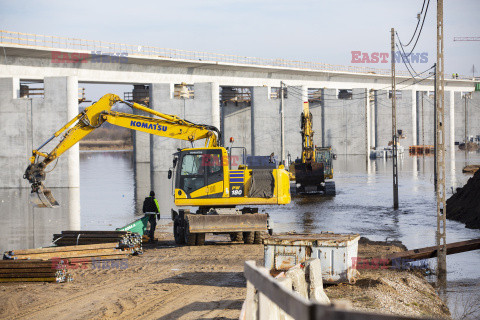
[222,101,252,155]
[396,90,415,148]
[149,82,220,214]
[365,88,371,155]
[133,107,151,164]
[411,89,417,147]
[0,77,80,249]
[370,89,376,149]
[251,86,281,157]
[449,91,455,153]
[284,86,306,159]
[0,76,79,188]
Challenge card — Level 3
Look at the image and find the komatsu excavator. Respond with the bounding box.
[24,94,291,245]
[289,101,336,195]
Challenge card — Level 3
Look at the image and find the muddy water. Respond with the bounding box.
[0,149,479,318]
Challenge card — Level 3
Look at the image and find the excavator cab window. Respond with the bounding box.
[176,149,224,197]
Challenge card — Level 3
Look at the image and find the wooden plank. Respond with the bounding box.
[0,261,56,268]
[0,268,56,274]
[0,277,57,283]
[60,230,129,235]
[387,238,480,261]
[10,248,122,260]
[10,251,129,261]
[9,243,117,255]
[54,234,124,239]
[0,272,57,278]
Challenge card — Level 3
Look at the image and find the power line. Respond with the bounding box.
[396,41,418,78]
[404,0,427,46]
[284,65,435,100]
[405,0,431,56]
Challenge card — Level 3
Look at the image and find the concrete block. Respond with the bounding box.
[277,277,294,320]
[304,258,330,305]
[285,265,308,298]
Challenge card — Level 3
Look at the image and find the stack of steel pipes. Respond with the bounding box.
[52,231,142,254]
[0,260,71,283]
[4,243,133,262]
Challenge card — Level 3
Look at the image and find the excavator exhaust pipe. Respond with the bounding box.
[30,183,59,208]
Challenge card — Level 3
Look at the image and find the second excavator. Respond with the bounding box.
[289,101,336,195]
[24,94,291,245]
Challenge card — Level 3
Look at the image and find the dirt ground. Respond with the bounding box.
[0,233,450,320]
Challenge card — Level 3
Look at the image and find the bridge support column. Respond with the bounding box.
[0,76,79,188]
[148,82,220,214]
[284,86,306,160]
[0,77,80,248]
[251,86,281,157]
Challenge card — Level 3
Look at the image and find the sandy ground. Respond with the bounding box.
[0,233,450,320]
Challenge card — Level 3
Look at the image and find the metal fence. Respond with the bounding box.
[0,29,421,77]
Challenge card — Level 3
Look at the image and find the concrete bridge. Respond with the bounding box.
[1,30,478,194]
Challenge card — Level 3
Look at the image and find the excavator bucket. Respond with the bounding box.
[294,162,324,187]
[30,184,59,208]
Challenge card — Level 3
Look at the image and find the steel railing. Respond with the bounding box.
[0,29,429,78]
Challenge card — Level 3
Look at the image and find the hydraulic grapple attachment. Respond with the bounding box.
[24,163,59,208]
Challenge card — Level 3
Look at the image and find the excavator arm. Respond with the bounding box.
[24,93,220,207]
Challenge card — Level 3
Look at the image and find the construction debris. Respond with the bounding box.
[52,230,142,253]
[447,169,480,229]
[0,260,71,283]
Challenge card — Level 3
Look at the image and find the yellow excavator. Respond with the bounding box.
[24,94,291,245]
[289,102,335,195]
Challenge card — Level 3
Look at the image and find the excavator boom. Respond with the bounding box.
[24,93,220,207]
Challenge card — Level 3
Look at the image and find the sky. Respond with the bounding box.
[1,0,479,101]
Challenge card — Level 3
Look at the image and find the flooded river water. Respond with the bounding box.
[0,149,479,318]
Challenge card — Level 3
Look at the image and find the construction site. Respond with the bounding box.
[1,1,480,319]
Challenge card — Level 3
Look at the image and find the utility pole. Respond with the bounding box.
[280,82,285,165]
[433,64,437,188]
[435,0,447,287]
[391,28,399,209]
[464,93,471,167]
[421,92,425,171]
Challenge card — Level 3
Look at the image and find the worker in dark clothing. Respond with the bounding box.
[142,191,160,243]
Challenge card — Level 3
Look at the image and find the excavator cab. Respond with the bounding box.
[173,148,225,199]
